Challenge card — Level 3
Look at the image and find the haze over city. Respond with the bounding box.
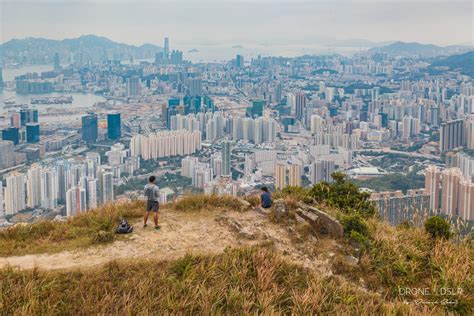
[1,0,472,48]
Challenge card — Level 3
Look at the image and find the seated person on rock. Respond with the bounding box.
[260,186,272,209]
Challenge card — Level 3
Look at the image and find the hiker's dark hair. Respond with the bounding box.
[261,186,268,192]
[149,176,156,183]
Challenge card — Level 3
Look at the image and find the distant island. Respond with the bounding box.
[232,45,244,49]
[188,48,199,53]
[0,34,162,66]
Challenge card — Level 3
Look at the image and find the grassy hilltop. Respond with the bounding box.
[0,174,472,315]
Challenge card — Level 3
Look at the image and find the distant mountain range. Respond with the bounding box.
[428,51,474,77]
[328,39,395,48]
[369,41,472,57]
[0,35,162,66]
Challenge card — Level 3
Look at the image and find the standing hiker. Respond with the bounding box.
[144,176,161,230]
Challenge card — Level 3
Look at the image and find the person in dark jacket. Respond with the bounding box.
[143,176,161,230]
[260,186,272,208]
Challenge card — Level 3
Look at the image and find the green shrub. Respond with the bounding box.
[308,172,376,218]
[349,231,371,262]
[341,214,369,238]
[424,216,451,239]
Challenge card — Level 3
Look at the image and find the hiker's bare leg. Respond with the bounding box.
[144,212,149,225]
[154,212,159,226]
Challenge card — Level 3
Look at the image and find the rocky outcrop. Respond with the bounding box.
[273,199,289,220]
[296,203,344,238]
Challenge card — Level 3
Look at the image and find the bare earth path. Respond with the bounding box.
[0,209,332,273]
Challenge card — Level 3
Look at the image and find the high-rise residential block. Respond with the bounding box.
[439,119,464,152]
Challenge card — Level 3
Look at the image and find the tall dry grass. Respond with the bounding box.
[0,200,145,256]
[0,246,437,315]
[334,218,473,314]
[170,194,247,212]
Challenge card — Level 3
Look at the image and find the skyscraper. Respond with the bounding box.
[425,165,474,221]
[164,37,170,60]
[0,141,14,169]
[295,92,306,120]
[86,178,98,210]
[26,123,40,143]
[170,50,183,64]
[288,164,302,187]
[287,93,296,115]
[310,160,335,184]
[20,108,38,126]
[275,82,282,103]
[5,172,26,215]
[459,178,474,221]
[107,112,121,140]
[402,116,420,140]
[126,76,140,97]
[10,112,21,128]
[2,127,20,145]
[221,140,231,176]
[53,52,60,72]
[275,163,287,190]
[188,78,202,97]
[81,113,98,143]
[101,172,114,204]
[66,186,86,217]
[439,119,464,152]
[27,164,42,208]
[40,168,58,210]
[0,181,4,217]
[247,100,264,118]
[466,117,474,150]
[56,161,68,204]
[310,115,324,134]
[236,54,244,68]
[441,168,462,217]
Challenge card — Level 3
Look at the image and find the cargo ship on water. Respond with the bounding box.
[30,95,73,105]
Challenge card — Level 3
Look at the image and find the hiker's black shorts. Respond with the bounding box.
[146,201,159,212]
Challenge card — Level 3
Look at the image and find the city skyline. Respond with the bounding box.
[1,0,472,49]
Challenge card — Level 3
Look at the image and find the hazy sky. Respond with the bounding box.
[0,0,472,47]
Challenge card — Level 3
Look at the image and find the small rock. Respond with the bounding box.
[256,207,271,215]
[238,228,256,240]
[344,255,359,267]
[328,252,335,258]
[239,199,251,208]
[274,199,289,220]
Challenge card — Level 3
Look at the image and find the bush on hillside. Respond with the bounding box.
[424,216,451,239]
[308,172,376,218]
[340,214,370,238]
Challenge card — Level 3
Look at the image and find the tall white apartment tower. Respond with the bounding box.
[27,164,42,208]
[5,173,26,215]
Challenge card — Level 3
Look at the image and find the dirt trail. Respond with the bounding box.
[0,209,333,273]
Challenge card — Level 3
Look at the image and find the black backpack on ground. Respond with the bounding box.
[116,219,133,234]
